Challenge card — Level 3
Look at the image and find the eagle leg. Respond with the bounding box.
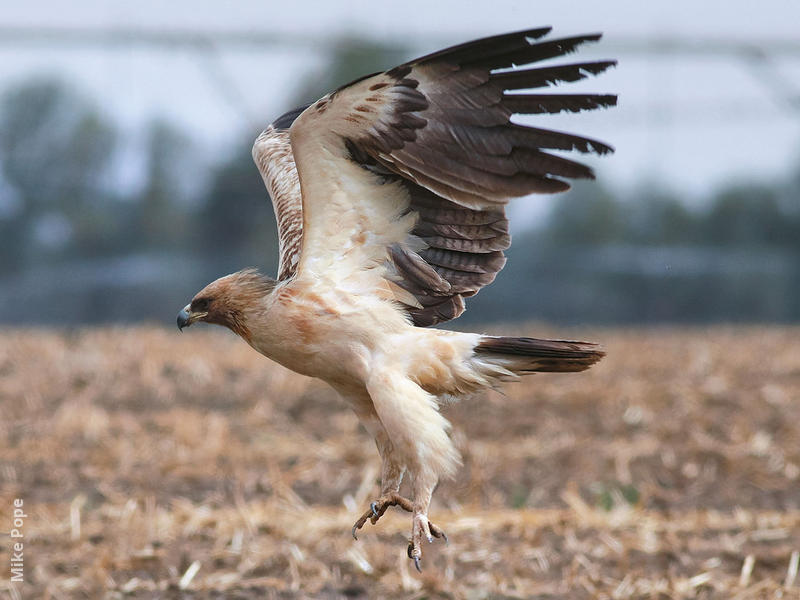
[351,492,413,539]
[352,427,410,539]
[407,511,448,571]
[405,470,448,571]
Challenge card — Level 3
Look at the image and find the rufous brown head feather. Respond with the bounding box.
[177,269,276,342]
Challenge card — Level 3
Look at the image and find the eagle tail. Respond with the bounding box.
[473,336,605,374]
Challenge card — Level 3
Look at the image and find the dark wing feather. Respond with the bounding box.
[287,27,615,325]
[334,28,614,325]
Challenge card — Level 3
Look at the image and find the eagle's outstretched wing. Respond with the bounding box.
[259,27,616,325]
[252,108,307,281]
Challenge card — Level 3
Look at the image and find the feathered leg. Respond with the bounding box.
[351,426,414,538]
[340,389,415,539]
[406,468,448,571]
[364,371,458,569]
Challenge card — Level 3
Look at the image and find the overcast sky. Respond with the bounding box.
[1,0,799,223]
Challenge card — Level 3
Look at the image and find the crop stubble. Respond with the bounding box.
[0,325,798,598]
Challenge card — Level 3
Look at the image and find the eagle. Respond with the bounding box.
[177,27,615,570]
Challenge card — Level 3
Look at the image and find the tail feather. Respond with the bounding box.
[474,336,605,373]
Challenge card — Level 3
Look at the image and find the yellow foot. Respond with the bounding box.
[351,492,413,539]
[407,512,448,572]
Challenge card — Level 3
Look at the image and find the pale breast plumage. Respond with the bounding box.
[185,26,615,572]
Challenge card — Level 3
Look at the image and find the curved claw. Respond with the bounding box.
[407,540,423,572]
[429,521,448,545]
[370,501,379,518]
[351,524,359,540]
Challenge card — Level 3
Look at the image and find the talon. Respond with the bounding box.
[427,534,433,544]
[353,493,414,539]
[413,556,422,572]
[429,521,448,545]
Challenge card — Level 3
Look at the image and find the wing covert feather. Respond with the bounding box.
[257,27,615,323]
[252,127,304,280]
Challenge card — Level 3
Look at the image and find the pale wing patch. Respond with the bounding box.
[252,128,303,280]
[322,29,615,325]
[283,28,614,324]
[289,75,422,290]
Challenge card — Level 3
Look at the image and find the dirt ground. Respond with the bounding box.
[1,325,799,599]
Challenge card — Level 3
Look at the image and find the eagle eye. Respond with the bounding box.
[192,298,211,312]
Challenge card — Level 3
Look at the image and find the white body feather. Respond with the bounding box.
[221,28,613,565]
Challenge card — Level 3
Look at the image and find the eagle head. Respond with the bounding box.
[177,268,276,342]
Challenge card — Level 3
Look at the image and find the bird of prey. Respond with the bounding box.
[177,27,615,570]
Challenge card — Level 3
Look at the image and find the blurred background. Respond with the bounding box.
[3,6,800,597]
[1,0,799,326]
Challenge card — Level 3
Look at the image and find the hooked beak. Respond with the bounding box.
[177,305,192,331]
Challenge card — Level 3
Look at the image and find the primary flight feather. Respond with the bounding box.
[177,27,616,570]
